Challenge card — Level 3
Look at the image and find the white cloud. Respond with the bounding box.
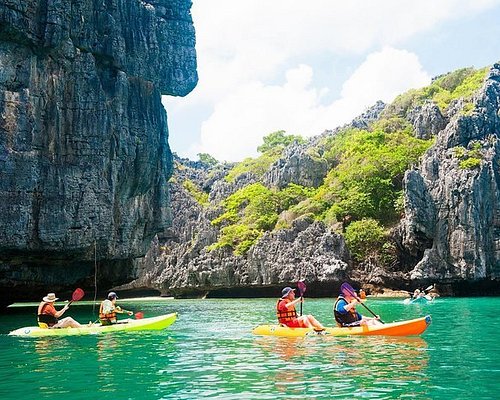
[184,0,499,106]
[192,47,430,162]
[165,0,500,160]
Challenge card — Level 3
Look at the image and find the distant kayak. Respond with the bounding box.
[404,295,433,305]
[252,315,431,337]
[8,313,177,337]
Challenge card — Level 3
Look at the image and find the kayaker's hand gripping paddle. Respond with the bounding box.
[341,282,385,324]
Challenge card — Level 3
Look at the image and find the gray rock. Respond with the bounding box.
[263,143,329,189]
[124,159,350,296]
[0,0,197,304]
[401,63,500,281]
[407,101,447,139]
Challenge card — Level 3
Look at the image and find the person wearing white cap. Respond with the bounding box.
[99,292,133,325]
[37,293,83,328]
[276,287,325,330]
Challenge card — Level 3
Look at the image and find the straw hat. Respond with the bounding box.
[42,293,59,302]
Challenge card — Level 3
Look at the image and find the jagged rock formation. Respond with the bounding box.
[407,101,447,139]
[400,64,500,282]
[0,0,197,304]
[128,67,500,297]
[263,143,329,189]
[123,155,350,297]
[123,102,389,297]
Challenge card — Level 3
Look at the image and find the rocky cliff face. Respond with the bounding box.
[400,64,500,283]
[0,0,197,304]
[127,67,500,298]
[121,155,350,297]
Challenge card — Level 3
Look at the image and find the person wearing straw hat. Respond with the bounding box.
[277,287,325,330]
[99,292,133,325]
[37,293,83,328]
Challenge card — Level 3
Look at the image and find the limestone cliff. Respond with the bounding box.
[124,156,350,297]
[400,64,500,283]
[0,0,197,304]
[126,67,500,297]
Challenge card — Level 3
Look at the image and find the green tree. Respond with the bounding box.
[198,153,218,166]
[344,218,386,261]
[257,130,305,153]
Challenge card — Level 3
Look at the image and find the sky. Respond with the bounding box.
[163,0,500,162]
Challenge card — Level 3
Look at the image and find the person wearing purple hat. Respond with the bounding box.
[276,286,325,330]
[334,287,381,327]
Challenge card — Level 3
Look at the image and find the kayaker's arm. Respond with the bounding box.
[115,306,134,316]
[285,297,303,309]
[54,304,69,318]
[343,298,358,312]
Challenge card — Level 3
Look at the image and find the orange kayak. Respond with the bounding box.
[252,315,431,337]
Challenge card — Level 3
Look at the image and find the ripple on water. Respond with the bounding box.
[1,298,499,399]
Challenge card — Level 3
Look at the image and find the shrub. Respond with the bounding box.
[344,218,386,261]
[225,147,282,182]
[459,157,481,170]
[198,153,218,166]
[182,179,209,205]
[257,130,305,153]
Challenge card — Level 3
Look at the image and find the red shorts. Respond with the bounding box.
[283,318,302,328]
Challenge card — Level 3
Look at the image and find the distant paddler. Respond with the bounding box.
[99,292,134,325]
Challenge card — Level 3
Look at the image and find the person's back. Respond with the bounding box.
[99,297,117,325]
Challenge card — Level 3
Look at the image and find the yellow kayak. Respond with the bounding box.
[252,315,431,337]
[8,313,177,337]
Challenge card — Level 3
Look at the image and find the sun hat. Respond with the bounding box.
[43,293,59,302]
[107,292,118,300]
[281,287,295,298]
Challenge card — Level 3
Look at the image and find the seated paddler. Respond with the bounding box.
[277,286,325,330]
[333,286,381,327]
[99,292,134,325]
[37,292,83,329]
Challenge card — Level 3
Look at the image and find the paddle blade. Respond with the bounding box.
[297,281,307,296]
[134,312,144,319]
[340,282,357,298]
[424,284,434,292]
[72,288,85,302]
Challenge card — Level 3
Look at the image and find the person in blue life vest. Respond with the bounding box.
[277,287,325,330]
[333,288,381,327]
[99,292,133,325]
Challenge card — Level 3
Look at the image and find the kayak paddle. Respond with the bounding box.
[341,282,384,324]
[67,288,85,307]
[297,280,306,316]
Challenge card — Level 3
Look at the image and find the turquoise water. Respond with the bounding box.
[0,297,498,399]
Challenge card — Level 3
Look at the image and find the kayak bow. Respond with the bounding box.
[8,313,177,337]
[253,315,431,337]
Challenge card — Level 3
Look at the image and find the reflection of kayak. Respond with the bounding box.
[403,295,433,305]
[252,315,431,337]
[8,313,177,337]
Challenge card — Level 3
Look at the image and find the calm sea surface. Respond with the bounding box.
[0,297,498,399]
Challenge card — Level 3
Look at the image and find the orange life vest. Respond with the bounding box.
[276,299,297,324]
[99,301,116,322]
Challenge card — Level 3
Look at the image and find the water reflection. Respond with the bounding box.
[253,335,430,399]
